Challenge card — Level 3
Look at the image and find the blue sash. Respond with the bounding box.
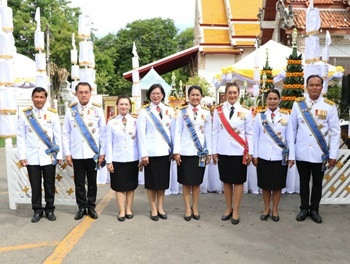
[146,106,173,155]
[71,104,105,169]
[297,100,329,171]
[261,113,289,166]
[181,108,208,167]
[24,109,59,165]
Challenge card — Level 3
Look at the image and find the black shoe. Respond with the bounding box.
[310,210,322,224]
[184,214,192,221]
[46,212,56,221]
[74,208,86,220]
[126,213,133,219]
[158,212,167,220]
[31,213,43,223]
[296,209,309,221]
[271,215,280,222]
[221,211,233,221]
[260,210,270,221]
[118,215,126,222]
[150,211,159,221]
[87,208,98,219]
[231,217,240,225]
[192,213,200,220]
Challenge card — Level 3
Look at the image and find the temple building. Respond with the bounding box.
[124,0,262,87]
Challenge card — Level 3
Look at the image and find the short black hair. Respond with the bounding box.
[187,85,203,96]
[116,95,132,106]
[225,82,240,94]
[266,88,280,99]
[76,82,92,92]
[32,87,47,98]
[146,83,166,102]
[306,75,324,86]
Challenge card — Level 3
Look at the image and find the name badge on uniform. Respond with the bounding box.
[316,109,327,120]
[279,118,287,126]
[237,112,246,120]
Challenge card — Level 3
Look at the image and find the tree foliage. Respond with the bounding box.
[94,18,179,95]
[10,0,79,95]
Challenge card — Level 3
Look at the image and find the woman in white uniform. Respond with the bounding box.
[212,82,253,225]
[106,95,139,222]
[173,86,212,221]
[137,84,175,221]
[253,89,295,222]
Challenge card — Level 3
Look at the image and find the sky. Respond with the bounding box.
[69,0,196,37]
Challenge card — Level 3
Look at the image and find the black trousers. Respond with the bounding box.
[72,159,97,210]
[296,161,324,211]
[27,164,56,214]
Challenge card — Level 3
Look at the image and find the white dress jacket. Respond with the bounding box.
[105,113,139,163]
[17,106,63,166]
[212,101,254,156]
[173,104,212,156]
[253,108,295,161]
[136,102,175,158]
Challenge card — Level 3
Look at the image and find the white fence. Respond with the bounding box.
[5,137,350,209]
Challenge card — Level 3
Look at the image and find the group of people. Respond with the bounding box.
[17,75,340,225]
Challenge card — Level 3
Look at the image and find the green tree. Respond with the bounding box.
[186,75,211,96]
[10,0,80,94]
[94,18,179,95]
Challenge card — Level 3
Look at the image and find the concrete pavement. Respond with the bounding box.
[0,147,349,264]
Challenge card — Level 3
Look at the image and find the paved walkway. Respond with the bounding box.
[0,147,349,264]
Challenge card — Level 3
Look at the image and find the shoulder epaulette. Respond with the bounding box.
[69,102,77,108]
[324,98,335,106]
[22,106,33,112]
[108,115,117,121]
[131,113,138,119]
[164,103,175,109]
[92,102,101,107]
[279,109,289,115]
[47,107,57,113]
[215,103,223,109]
[295,97,305,102]
[241,104,250,110]
[141,103,150,109]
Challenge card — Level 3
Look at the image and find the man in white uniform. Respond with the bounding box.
[17,87,62,223]
[291,75,340,223]
[63,82,105,220]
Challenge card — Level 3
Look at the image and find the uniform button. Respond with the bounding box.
[309,134,312,136]
[309,144,312,147]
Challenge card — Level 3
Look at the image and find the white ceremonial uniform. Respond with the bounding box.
[105,114,138,163]
[62,101,106,159]
[253,108,295,161]
[137,102,175,158]
[212,101,253,156]
[173,104,212,155]
[17,106,62,165]
[290,95,340,162]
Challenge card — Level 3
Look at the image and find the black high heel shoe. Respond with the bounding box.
[150,211,159,221]
[221,211,233,221]
[260,210,271,221]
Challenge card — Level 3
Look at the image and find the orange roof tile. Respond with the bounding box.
[201,0,227,25]
[230,0,262,19]
[203,29,231,44]
[294,9,350,29]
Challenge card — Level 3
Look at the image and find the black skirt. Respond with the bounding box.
[144,156,171,190]
[177,156,205,185]
[110,161,139,192]
[257,158,288,190]
[218,155,247,184]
